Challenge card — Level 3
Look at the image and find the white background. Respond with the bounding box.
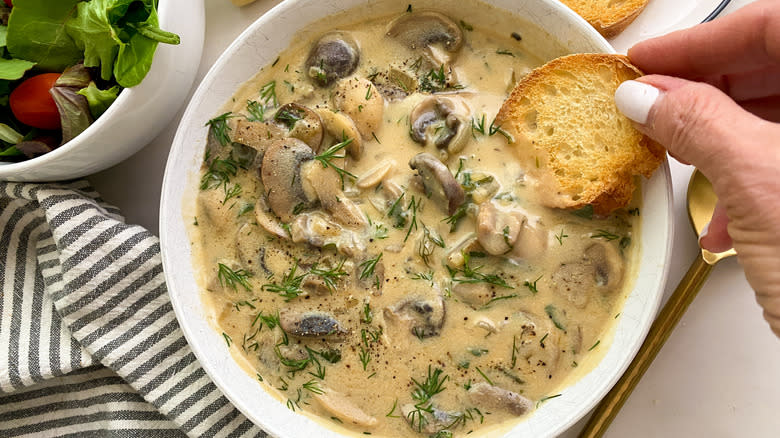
[90,0,780,436]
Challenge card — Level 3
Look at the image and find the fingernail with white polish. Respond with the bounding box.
[615,80,661,125]
[698,220,710,247]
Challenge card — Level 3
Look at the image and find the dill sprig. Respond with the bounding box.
[523,274,542,294]
[447,251,513,289]
[411,366,448,404]
[358,253,383,281]
[259,80,278,107]
[200,156,240,191]
[314,138,357,182]
[302,379,325,395]
[418,225,445,266]
[591,229,620,241]
[205,112,233,146]
[262,260,306,301]
[246,100,265,122]
[217,263,252,291]
[309,259,348,293]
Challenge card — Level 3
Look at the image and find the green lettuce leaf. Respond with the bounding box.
[65,0,123,81]
[0,57,35,80]
[77,81,120,118]
[6,0,83,71]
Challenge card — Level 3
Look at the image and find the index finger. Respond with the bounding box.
[628,0,780,77]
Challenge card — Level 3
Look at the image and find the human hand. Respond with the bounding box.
[614,0,780,337]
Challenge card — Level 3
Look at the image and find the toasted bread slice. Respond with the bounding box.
[561,0,649,38]
[495,53,665,216]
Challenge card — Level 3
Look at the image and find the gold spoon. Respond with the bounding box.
[578,169,737,438]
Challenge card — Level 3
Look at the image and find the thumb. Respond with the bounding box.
[614,75,765,180]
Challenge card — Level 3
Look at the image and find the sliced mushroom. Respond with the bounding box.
[508,217,548,261]
[356,159,395,189]
[400,404,457,434]
[300,161,367,228]
[385,282,445,338]
[314,390,378,427]
[550,242,624,308]
[272,103,324,151]
[386,11,463,64]
[255,194,288,238]
[476,201,522,256]
[232,119,285,156]
[261,138,315,222]
[452,282,493,308]
[409,96,469,153]
[467,383,533,416]
[279,310,348,338]
[409,152,465,215]
[289,212,365,257]
[333,77,385,139]
[305,32,360,87]
[236,223,264,273]
[315,108,363,158]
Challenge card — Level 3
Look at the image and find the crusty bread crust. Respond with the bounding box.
[495,54,665,216]
[561,0,649,38]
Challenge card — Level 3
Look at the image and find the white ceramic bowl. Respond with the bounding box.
[160,1,674,436]
[0,0,205,182]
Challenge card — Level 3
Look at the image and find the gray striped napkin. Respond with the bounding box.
[0,181,266,438]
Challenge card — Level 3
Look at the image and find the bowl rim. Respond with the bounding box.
[0,0,174,174]
[160,1,674,437]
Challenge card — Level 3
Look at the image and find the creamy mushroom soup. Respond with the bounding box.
[190,4,640,437]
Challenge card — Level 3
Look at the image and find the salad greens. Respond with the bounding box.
[0,0,180,161]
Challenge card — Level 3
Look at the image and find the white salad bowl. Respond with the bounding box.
[160,0,674,437]
[0,0,205,182]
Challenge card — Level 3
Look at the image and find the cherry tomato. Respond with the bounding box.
[3,0,11,8]
[10,73,61,130]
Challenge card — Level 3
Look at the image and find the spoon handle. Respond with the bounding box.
[578,253,714,438]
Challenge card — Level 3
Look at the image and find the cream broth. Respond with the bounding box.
[190,5,640,437]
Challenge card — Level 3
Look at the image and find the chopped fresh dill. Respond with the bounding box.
[475,366,493,385]
[589,340,601,351]
[471,114,486,136]
[418,224,444,266]
[442,203,468,232]
[246,100,265,122]
[411,366,448,404]
[358,347,370,370]
[523,275,542,294]
[309,259,348,293]
[236,202,254,217]
[403,196,419,242]
[411,271,435,285]
[571,205,594,220]
[217,263,252,291]
[488,118,513,142]
[361,303,373,324]
[539,332,549,347]
[274,105,305,129]
[330,416,343,423]
[314,138,357,182]
[591,229,620,241]
[262,260,306,301]
[222,332,232,347]
[371,131,381,144]
[480,294,518,309]
[545,304,566,331]
[200,156,240,191]
[447,251,513,289]
[511,335,518,367]
[496,49,515,56]
[283,79,295,93]
[386,399,400,417]
[222,183,241,204]
[536,393,562,408]
[259,80,278,107]
[205,112,233,146]
[365,84,373,100]
[358,253,383,281]
[302,379,324,395]
[502,225,514,252]
[555,228,568,245]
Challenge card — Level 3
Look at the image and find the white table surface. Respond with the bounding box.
[89,0,780,436]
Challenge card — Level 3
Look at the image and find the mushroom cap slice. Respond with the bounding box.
[385,281,446,338]
[333,77,385,139]
[409,96,469,153]
[386,11,463,53]
[261,138,315,222]
[315,108,363,159]
[273,103,324,151]
[279,310,348,338]
[467,383,533,416]
[313,390,378,427]
[300,161,367,228]
[476,201,522,256]
[232,119,285,156]
[409,152,465,215]
[305,32,360,87]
